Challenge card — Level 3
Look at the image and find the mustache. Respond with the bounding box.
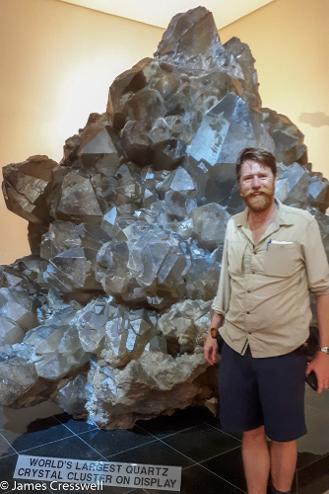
[242,188,272,198]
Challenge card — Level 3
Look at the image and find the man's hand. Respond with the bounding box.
[306,352,329,394]
[204,333,218,365]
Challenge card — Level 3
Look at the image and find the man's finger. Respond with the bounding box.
[208,348,216,365]
[316,379,329,394]
[204,347,213,365]
[305,365,312,376]
[207,346,217,365]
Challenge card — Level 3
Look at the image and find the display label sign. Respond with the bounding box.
[14,455,182,491]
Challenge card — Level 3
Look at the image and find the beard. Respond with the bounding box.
[241,187,275,212]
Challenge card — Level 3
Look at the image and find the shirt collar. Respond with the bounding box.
[236,198,294,229]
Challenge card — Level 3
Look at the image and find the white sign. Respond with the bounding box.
[14,455,182,491]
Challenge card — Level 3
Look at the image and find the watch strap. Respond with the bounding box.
[210,327,218,339]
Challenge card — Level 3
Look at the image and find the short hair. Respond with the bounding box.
[236,148,277,181]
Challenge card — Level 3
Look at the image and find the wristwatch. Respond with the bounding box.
[320,346,329,355]
[210,327,218,339]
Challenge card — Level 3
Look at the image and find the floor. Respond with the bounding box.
[0,386,328,494]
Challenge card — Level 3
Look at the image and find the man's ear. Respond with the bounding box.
[239,180,244,198]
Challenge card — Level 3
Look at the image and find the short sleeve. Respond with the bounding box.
[302,217,329,295]
[211,221,231,314]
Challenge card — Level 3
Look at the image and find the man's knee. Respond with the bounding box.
[270,439,297,449]
[243,425,266,443]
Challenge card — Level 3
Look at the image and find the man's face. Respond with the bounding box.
[239,160,276,212]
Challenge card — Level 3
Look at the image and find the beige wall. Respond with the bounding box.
[220,0,329,178]
[1,0,328,264]
[0,0,163,263]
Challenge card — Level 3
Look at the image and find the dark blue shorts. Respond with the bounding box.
[218,342,307,441]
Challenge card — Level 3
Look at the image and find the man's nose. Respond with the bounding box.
[251,176,261,188]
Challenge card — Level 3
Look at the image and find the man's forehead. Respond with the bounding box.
[240,160,272,175]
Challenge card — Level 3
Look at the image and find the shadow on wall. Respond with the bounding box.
[299,112,329,127]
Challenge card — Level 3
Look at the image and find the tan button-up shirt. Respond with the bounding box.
[212,200,329,357]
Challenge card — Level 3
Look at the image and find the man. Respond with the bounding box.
[204,148,329,494]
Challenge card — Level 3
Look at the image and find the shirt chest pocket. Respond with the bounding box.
[264,243,301,277]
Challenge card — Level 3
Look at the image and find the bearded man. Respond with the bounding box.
[204,147,329,494]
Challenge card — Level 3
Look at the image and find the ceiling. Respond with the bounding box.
[57,0,275,29]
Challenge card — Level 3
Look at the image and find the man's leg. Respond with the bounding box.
[254,349,306,494]
[242,425,270,494]
[270,439,297,493]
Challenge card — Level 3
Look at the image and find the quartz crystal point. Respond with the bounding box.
[191,203,231,250]
[158,299,211,355]
[261,108,308,165]
[308,175,329,213]
[154,6,225,71]
[276,163,309,207]
[55,375,88,417]
[75,296,115,353]
[187,92,274,165]
[78,117,121,168]
[96,223,192,304]
[223,37,262,111]
[2,155,58,223]
[22,322,89,380]
[125,224,191,295]
[1,6,329,428]
[44,247,99,294]
[55,171,103,223]
[101,306,158,368]
[107,58,152,130]
[0,345,44,406]
[0,259,45,346]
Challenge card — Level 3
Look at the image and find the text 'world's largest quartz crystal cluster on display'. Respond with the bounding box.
[1,7,329,429]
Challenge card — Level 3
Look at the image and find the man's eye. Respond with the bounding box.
[243,176,271,182]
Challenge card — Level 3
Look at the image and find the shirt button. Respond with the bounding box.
[247,290,251,293]
[251,271,255,274]
[248,331,252,334]
[246,311,250,314]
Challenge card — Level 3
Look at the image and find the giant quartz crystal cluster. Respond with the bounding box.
[1,7,329,428]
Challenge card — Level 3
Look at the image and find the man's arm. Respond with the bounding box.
[204,312,224,365]
[302,216,329,393]
[204,221,231,365]
[306,293,329,393]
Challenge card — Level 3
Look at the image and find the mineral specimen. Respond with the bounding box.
[1,6,328,429]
